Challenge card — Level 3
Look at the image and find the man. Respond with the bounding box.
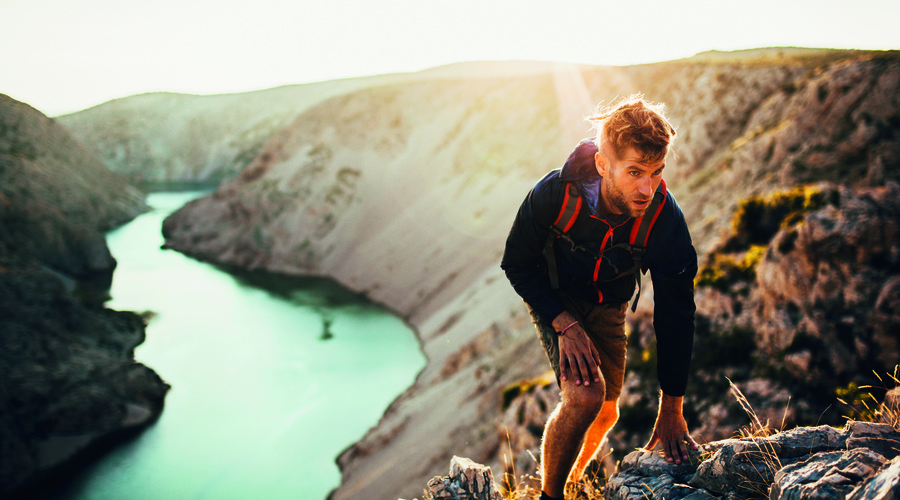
[501,95,699,500]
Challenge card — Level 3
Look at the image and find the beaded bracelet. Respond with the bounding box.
[557,320,578,336]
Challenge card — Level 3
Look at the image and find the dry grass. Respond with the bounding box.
[726,378,788,498]
[498,443,614,500]
[837,366,900,430]
[727,366,900,498]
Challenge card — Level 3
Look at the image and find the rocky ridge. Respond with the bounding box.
[418,421,900,500]
[60,49,900,500]
[0,94,167,495]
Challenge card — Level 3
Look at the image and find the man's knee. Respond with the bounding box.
[561,382,606,417]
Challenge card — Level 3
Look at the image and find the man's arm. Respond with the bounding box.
[500,172,568,323]
[644,193,699,462]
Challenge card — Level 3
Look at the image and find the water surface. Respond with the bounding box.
[58,191,425,500]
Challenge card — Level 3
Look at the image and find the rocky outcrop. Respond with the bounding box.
[0,95,167,495]
[419,421,900,500]
[0,262,169,494]
[418,456,503,500]
[606,422,900,500]
[753,183,900,387]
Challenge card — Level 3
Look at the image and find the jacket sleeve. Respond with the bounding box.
[647,194,697,397]
[501,173,567,325]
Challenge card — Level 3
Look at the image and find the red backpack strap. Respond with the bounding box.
[627,179,668,311]
[544,183,582,289]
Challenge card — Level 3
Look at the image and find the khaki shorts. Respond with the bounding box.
[528,292,628,401]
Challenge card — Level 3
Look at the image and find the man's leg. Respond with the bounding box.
[563,300,627,483]
[568,399,620,482]
[540,378,605,499]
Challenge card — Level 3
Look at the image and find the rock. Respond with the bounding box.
[606,422,900,500]
[426,456,502,500]
[770,448,887,500]
[496,373,559,478]
[600,423,900,500]
[844,421,900,461]
[606,450,703,500]
[0,263,170,494]
[848,456,900,500]
[424,425,900,500]
[688,424,900,497]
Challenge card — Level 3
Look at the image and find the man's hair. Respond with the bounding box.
[588,94,676,165]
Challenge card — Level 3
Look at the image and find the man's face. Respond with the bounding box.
[594,146,666,219]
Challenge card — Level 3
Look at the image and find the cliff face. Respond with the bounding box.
[0,95,167,495]
[62,49,900,500]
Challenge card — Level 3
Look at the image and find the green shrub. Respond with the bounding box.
[696,244,767,291]
[723,185,835,252]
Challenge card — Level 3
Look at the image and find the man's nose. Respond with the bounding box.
[638,177,653,197]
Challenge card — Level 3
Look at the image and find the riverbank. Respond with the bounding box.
[0,93,164,496]
[36,191,426,500]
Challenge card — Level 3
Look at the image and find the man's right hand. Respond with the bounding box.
[552,312,601,386]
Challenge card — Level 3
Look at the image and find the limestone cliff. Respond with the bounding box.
[63,49,900,500]
[0,95,167,495]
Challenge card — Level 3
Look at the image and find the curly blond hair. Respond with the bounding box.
[589,94,676,164]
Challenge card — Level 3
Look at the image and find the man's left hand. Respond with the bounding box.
[643,393,700,464]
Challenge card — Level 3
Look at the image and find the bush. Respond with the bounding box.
[696,245,767,292]
[723,185,836,252]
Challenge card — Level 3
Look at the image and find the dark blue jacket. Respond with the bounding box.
[501,139,697,396]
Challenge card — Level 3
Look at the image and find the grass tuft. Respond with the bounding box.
[838,366,900,430]
[727,378,786,497]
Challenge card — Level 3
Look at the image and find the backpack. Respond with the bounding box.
[543,180,667,312]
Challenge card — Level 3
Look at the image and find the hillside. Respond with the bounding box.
[62,49,900,500]
[0,95,167,495]
[57,61,563,189]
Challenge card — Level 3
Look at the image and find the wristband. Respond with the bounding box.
[557,320,578,336]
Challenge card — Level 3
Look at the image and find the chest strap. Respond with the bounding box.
[544,180,667,312]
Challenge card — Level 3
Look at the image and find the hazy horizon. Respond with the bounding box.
[2,0,899,117]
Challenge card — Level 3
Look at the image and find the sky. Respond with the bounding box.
[1,0,898,117]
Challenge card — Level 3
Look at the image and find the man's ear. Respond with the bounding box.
[595,151,610,177]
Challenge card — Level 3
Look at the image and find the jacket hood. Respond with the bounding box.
[559,138,599,182]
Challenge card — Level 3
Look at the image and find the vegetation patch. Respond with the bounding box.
[724,185,837,252]
[696,245,767,292]
[697,185,840,292]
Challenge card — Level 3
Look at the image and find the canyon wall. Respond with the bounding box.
[0,94,168,495]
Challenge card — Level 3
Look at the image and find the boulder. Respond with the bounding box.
[563,422,900,500]
[770,449,887,500]
[424,456,503,500]
[848,456,900,500]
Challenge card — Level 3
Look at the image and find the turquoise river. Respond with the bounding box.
[53,191,426,500]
